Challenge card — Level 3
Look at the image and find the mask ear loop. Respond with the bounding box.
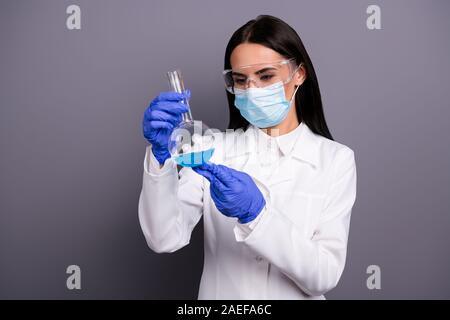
[289,63,304,104]
[290,83,301,104]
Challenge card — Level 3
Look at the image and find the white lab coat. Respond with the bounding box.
[138,121,357,299]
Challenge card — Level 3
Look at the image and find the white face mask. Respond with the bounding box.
[234,81,301,128]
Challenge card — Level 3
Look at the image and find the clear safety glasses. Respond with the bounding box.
[222,58,302,94]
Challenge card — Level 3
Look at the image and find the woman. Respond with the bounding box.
[139,15,357,299]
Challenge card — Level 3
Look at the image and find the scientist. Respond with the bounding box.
[139,15,357,299]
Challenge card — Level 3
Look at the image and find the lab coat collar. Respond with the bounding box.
[253,122,303,157]
[224,121,321,188]
[289,121,321,167]
[247,121,321,168]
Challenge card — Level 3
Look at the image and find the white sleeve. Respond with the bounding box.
[138,145,204,253]
[233,148,357,296]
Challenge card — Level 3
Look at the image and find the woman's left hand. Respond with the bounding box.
[192,163,266,224]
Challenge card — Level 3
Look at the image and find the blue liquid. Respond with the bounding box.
[174,148,215,167]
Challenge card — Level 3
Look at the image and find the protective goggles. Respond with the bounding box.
[222,58,302,94]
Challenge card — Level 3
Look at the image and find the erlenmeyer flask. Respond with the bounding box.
[167,70,215,167]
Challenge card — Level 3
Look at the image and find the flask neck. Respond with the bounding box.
[167,69,193,123]
[182,106,193,123]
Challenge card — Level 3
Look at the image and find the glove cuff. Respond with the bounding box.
[238,195,266,224]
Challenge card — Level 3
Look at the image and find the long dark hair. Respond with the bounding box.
[224,15,333,140]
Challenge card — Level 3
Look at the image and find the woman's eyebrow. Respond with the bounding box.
[232,67,277,77]
[255,67,277,74]
[231,71,247,77]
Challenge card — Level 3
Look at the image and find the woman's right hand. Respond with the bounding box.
[142,90,190,165]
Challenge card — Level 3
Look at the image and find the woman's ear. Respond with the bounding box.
[294,63,307,87]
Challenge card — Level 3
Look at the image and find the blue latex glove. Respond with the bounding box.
[142,90,190,165]
[192,162,266,224]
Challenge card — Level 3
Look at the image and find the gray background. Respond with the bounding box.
[1,0,449,299]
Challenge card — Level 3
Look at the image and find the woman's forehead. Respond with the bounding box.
[230,43,285,69]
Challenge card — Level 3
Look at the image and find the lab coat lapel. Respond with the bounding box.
[234,127,295,188]
[227,127,267,184]
[233,122,321,189]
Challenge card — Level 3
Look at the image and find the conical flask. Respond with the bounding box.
[167,69,215,167]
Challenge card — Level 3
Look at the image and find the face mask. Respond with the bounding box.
[234,81,301,128]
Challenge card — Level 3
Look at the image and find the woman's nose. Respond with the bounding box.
[246,78,258,89]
